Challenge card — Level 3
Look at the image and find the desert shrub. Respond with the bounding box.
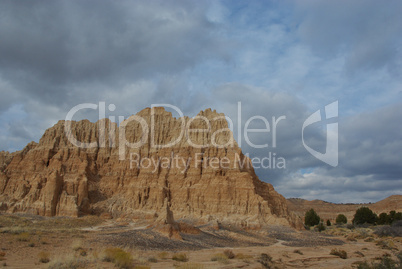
[326,219,331,226]
[293,249,303,255]
[317,221,326,232]
[147,257,157,263]
[47,256,87,269]
[28,242,35,247]
[103,248,133,269]
[223,249,235,259]
[71,239,84,251]
[16,232,30,242]
[172,253,188,262]
[258,253,274,269]
[305,209,320,227]
[235,253,253,259]
[157,252,169,259]
[355,252,401,269]
[38,251,50,263]
[78,249,87,257]
[353,207,377,225]
[374,225,402,237]
[330,249,347,259]
[375,239,398,250]
[0,251,5,261]
[336,214,347,224]
[210,253,228,264]
[393,220,402,227]
[132,266,150,269]
[354,251,365,257]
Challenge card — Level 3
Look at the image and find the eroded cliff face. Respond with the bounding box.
[0,107,302,229]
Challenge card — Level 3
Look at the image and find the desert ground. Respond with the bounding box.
[0,213,401,269]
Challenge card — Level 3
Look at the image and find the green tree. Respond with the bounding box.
[305,208,320,227]
[353,207,377,225]
[389,210,396,223]
[317,221,326,232]
[335,214,347,224]
[326,219,331,226]
[394,212,402,222]
[377,212,390,225]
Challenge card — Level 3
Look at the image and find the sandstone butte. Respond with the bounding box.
[0,107,303,229]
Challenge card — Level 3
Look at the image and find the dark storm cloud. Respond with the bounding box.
[295,0,402,76]
[0,0,226,107]
[276,103,402,203]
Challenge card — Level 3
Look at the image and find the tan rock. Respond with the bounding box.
[0,107,302,229]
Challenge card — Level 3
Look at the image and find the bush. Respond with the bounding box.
[377,212,390,225]
[235,253,253,260]
[47,255,87,269]
[330,249,347,259]
[16,232,30,242]
[326,219,331,226]
[317,221,326,232]
[147,257,157,263]
[157,252,169,259]
[211,253,229,264]
[353,207,377,225]
[336,214,347,224]
[38,251,50,263]
[377,211,402,225]
[374,225,402,237]
[293,249,303,255]
[172,253,188,262]
[223,249,235,259]
[305,209,320,227]
[258,253,274,269]
[355,252,402,269]
[103,248,133,269]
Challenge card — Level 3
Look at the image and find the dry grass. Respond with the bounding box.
[375,239,398,250]
[47,253,87,269]
[38,251,50,263]
[211,253,229,264]
[330,249,347,259]
[0,214,103,234]
[145,256,156,263]
[16,232,31,241]
[172,253,188,262]
[223,249,235,259]
[235,253,253,259]
[293,249,303,255]
[103,248,133,269]
[157,251,169,259]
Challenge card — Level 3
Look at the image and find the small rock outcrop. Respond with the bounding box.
[0,107,302,229]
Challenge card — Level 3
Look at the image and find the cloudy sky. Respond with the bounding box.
[1,0,401,203]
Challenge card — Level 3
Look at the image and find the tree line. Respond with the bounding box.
[304,207,402,228]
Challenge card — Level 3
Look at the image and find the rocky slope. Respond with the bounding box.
[287,195,402,223]
[0,107,302,229]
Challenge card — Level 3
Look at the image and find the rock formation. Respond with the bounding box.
[0,107,302,229]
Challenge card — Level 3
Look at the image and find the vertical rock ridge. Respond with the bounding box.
[0,107,302,229]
